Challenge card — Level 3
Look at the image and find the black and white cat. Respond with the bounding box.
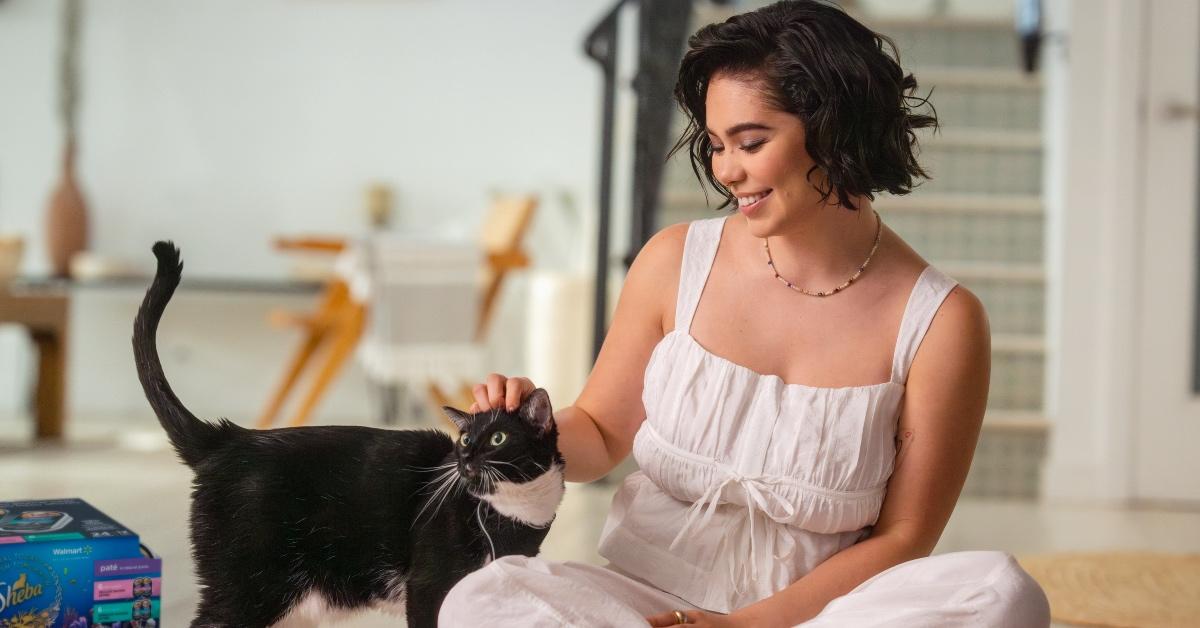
[132,242,566,628]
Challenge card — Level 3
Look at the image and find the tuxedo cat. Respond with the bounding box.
[132,242,565,628]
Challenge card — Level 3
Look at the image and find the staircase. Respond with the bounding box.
[658,8,1048,498]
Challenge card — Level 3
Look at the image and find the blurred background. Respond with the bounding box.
[1,0,1197,626]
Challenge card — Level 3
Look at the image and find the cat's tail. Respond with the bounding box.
[133,242,227,467]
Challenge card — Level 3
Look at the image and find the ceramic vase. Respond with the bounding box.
[45,137,89,277]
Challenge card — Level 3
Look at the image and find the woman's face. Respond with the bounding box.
[705,73,827,237]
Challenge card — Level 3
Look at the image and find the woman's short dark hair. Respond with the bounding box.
[671,0,938,210]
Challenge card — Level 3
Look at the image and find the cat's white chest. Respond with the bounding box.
[272,591,368,627]
[478,465,565,527]
[271,575,407,627]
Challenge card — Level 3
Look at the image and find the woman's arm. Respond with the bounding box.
[731,286,992,627]
[470,224,688,483]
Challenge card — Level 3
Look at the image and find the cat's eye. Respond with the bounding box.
[490,432,507,447]
[459,433,470,446]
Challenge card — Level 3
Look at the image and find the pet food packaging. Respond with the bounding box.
[0,498,160,627]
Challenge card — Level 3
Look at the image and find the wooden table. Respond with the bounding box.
[1,274,323,441]
[0,283,69,440]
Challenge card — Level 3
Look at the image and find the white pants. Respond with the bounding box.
[438,551,1049,627]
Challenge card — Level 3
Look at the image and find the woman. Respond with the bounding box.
[440,1,1049,625]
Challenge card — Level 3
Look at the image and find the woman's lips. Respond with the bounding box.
[738,189,772,216]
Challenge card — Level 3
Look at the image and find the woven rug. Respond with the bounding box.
[1018,552,1200,627]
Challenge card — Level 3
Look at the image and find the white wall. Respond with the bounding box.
[1,0,610,275]
[0,0,613,423]
[1041,0,1144,503]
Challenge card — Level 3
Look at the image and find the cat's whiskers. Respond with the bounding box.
[422,480,458,528]
[475,501,496,562]
[430,473,462,520]
[488,460,533,482]
[418,467,459,495]
[404,461,458,472]
[411,465,464,528]
[481,467,494,494]
[490,466,502,488]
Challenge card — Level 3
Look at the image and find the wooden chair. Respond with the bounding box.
[255,237,365,428]
[258,195,537,429]
[426,194,538,414]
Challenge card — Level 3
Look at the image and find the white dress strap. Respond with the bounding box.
[675,217,726,333]
[890,266,959,385]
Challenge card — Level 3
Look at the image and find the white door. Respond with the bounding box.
[1135,0,1200,503]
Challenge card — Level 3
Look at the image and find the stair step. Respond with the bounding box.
[917,67,1042,90]
[918,71,1043,131]
[993,334,1045,354]
[989,350,1044,410]
[697,5,1016,32]
[984,411,1050,431]
[857,14,1013,31]
[938,262,1044,282]
[921,129,1043,151]
[877,194,1042,214]
[968,278,1045,336]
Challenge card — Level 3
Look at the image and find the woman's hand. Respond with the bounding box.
[470,373,536,413]
[645,609,753,627]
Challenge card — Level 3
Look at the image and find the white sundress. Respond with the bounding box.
[439,217,1049,627]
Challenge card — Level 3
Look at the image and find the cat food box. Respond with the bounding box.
[0,498,160,628]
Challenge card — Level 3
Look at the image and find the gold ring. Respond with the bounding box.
[673,610,689,624]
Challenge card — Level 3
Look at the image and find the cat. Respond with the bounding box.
[132,241,566,628]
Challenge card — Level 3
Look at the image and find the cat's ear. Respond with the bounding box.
[442,406,473,432]
[517,388,554,436]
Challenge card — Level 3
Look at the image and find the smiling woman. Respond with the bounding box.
[439,2,1050,627]
[671,1,938,215]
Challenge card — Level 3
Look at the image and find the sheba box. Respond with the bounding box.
[0,498,160,628]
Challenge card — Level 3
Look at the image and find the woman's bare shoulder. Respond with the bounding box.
[885,226,987,324]
[625,222,691,332]
[626,222,690,290]
[875,226,987,334]
[929,283,990,346]
[636,221,690,268]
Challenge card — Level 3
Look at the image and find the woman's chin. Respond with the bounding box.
[739,212,776,239]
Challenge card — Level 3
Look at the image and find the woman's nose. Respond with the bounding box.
[713,154,745,189]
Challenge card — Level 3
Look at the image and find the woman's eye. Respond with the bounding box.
[459,433,470,446]
[709,140,764,155]
[490,432,507,447]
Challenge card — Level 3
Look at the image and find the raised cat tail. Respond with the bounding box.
[132,241,226,467]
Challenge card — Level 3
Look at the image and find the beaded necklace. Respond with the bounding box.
[763,209,882,297]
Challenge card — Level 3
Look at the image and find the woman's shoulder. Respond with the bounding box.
[637,215,729,263]
[618,222,692,332]
[884,225,987,325]
[631,220,691,274]
[884,228,989,351]
[929,282,989,347]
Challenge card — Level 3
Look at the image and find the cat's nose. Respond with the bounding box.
[461,462,478,478]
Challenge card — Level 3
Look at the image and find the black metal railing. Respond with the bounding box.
[585,0,694,360]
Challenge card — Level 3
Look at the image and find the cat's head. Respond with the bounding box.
[442,388,563,495]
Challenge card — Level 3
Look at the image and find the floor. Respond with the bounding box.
[3,416,1198,627]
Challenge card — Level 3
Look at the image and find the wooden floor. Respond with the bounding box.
[3,416,1198,627]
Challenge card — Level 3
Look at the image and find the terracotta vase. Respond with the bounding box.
[45,137,89,278]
